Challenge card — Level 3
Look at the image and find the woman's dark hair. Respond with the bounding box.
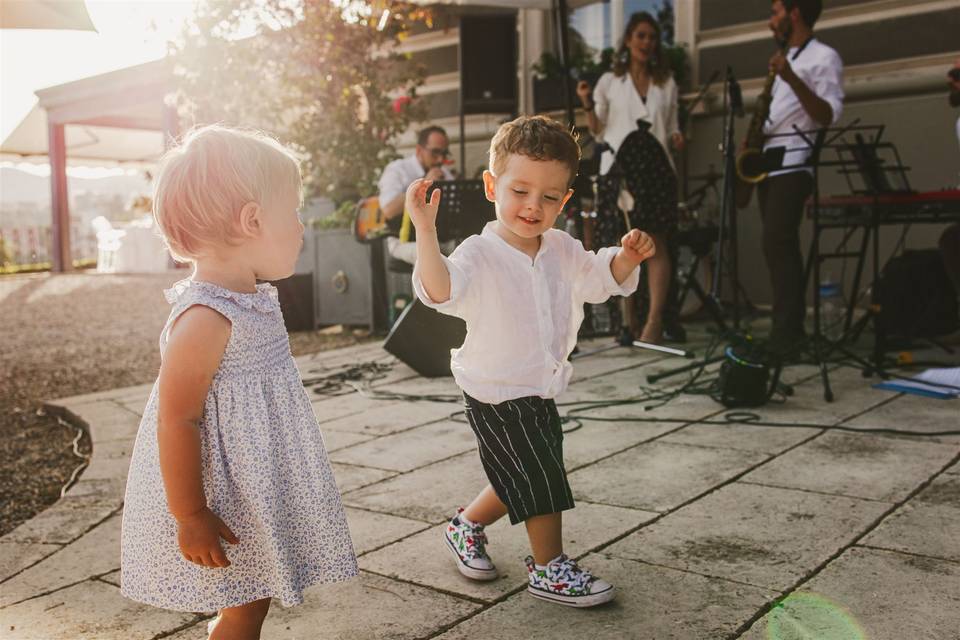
[612,12,672,86]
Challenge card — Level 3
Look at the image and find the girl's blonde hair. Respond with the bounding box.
[153,124,302,262]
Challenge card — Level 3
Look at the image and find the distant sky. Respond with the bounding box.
[0,0,199,142]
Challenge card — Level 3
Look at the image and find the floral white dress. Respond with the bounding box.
[120,279,358,612]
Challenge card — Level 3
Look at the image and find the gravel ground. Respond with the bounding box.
[0,271,373,536]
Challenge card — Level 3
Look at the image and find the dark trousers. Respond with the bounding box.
[757,171,813,339]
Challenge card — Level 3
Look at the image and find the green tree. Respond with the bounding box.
[174,0,431,203]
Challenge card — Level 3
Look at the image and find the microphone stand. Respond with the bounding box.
[647,66,757,384]
[714,66,744,332]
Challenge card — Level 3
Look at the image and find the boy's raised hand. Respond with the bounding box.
[620,229,656,264]
[405,178,442,233]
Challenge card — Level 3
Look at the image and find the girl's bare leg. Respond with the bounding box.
[209,598,271,640]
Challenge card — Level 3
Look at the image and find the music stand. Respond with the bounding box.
[427,180,496,243]
[769,120,910,401]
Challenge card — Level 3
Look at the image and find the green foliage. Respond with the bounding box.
[312,199,357,230]
[174,1,431,203]
[532,47,615,84]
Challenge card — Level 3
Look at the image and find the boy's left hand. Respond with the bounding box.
[620,229,655,264]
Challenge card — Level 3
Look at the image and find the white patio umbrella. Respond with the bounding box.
[0,104,165,164]
[0,0,96,31]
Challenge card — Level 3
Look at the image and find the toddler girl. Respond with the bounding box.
[120,125,358,639]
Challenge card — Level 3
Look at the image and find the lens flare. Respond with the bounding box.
[767,592,866,640]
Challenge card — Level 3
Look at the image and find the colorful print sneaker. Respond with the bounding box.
[444,508,497,581]
[525,554,615,607]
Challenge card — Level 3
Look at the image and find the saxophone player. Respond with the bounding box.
[760,0,844,358]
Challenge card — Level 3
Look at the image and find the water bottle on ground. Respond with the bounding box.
[818,277,844,342]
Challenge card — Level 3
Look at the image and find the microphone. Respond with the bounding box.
[726,67,744,118]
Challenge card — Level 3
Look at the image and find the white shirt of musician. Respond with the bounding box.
[763,37,844,177]
[412,222,639,405]
[377,154,454,206]
[592,71,681,176]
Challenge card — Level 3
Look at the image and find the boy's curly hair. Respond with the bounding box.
[488,115,580,185]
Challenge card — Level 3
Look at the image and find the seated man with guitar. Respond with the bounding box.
[374,126,455,264]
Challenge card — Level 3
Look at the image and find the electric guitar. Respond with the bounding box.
[352,196,387,242]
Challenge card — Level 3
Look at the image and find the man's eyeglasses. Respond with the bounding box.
[426,147,451,158]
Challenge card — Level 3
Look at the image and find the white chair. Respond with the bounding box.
[91,216,126,273]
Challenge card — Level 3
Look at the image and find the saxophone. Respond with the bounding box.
[735,46,785,208]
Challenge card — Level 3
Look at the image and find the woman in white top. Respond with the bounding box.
[577,12,684,344]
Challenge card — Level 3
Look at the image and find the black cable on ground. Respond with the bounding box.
[302,361,394,397]
[307,341,959,439]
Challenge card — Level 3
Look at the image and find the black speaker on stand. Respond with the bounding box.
[458,13,518,171]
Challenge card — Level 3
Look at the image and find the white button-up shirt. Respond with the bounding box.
[377,154,454,206]
[763,38,844,177]
[413,223,639,405]
[593,71,681,175]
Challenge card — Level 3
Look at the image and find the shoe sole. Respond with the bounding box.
[526,584,616,608]
[444,532,498,581]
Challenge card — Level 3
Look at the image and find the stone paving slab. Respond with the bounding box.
[743,366,891,426]
[741,430,960,502]
[342,452,487,523]
[568,440,770,512]
[860,473,960,562]
[52,403,142,443]
[50,383,154,409]
[344,507,430,556]
[330,463,397,493]
[563,418,681,470]
[8,334,958,639]
[100,569,120,587]
[0,578,197,640]
[740,547,960,640]
[330,420,477,472]
[116,399,149,417]
[320,428,376,453]
[76,439,132,482]
[660,421,822,455]
[3,494,119,545]
[359,501,657,603]
[434,553,778,640]
[568,346,666,383]
[560,392,724,424]
[299,354,420,390]
[604,482,891,591]
[315,398,457,436]
[166,572,481,640]
[0,515,120,608]
[0,541,62,583]
[77,410,141,444]
[311,394,401,424]
[844,393,960,442]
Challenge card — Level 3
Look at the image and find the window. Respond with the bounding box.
[569,0,670,54]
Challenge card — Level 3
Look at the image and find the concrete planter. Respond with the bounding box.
[306,227,375,327]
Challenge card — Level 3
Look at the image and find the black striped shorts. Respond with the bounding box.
[462,393,575,525]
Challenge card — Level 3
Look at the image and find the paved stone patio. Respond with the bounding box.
[1,330,958,639]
